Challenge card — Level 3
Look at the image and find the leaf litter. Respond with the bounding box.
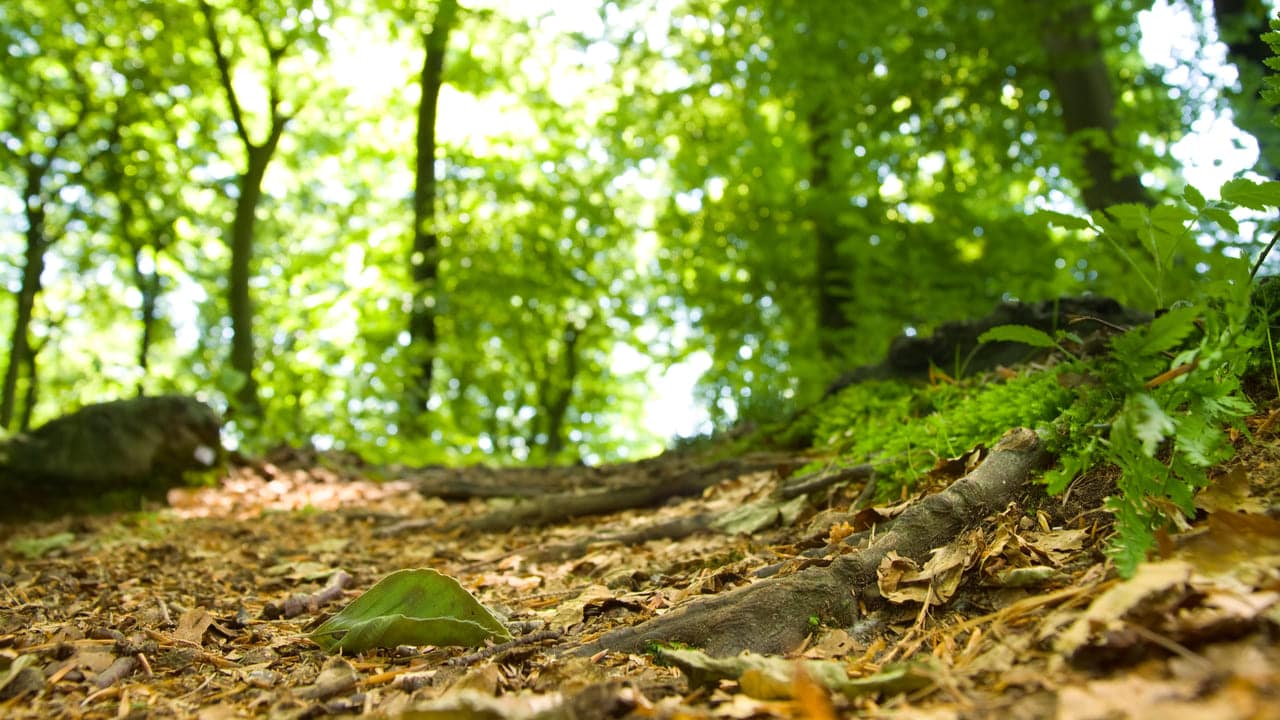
[0,421,1277,719]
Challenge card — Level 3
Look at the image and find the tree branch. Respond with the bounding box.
[198,0,252,150]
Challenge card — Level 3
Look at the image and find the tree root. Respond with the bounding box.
[571,428,1051,657]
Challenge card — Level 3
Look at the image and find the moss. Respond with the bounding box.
[806,368,1074,489]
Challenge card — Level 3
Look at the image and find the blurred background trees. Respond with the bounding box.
[0,0,1272,463]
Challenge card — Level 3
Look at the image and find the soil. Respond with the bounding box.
[1,402,1279,718]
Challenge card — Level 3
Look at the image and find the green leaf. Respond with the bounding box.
[1220,178,1280,211]
[1150,203,1195,227]
[1104,496,1154,577]
[1200,207,1239,235]
[977,325,1058,349]
[1182,185,1206,210]
[1128,394,1175,456]
[1104,203,1151,231]
[1036,210,1093,231]
[1127,305,1200,357]
[1173,412,1218,466]
[308,569,512,653]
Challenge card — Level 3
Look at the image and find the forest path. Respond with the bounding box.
[1,421,1278,718]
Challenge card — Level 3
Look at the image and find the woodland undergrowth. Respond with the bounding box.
[805,178,1280,577]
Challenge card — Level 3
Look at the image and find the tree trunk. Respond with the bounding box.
[542,320,583,459]
[227,143,278,415]
[18,339,38,431]
[808,103,854,361]
[407,0,461,418]
[132,243,161,395]
[1212,0,1280,178]
[200,0,292,418]
[1,163,48,430]
[1042,1,1151,212]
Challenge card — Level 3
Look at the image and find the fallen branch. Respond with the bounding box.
[457,454,792,533]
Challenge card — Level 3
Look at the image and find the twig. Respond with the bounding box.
[1250,227,1280,281]
[446,629,563,667]
[265,570,353,619]
[1143,359,1198,389]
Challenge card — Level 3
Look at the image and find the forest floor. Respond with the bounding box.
[1,404,1279,719]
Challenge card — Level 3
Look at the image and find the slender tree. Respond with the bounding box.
[1,144,71,429]
[406,0,461,419]
[197,0,323,417]
[101,114,181,395]
[0,1,98,429]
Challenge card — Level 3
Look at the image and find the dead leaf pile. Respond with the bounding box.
[1,429,1278,718]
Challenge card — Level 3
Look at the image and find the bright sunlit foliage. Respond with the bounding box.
[0,0,1272,463]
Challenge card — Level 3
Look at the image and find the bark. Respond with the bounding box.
[1,162,50,430]
[459,453,789,533]
[542,319,584,458]
[809,102,854,361]
[18,336,38,432]
[571,429,1049,657]
[1212,0,1280,178]
[406,463,613,500]
[1042,2,1152,212]
[132,243,161,393]
[527,465,873,563]
[527,513,720,562]
[407,0,461,417]
[227,142,281,415]
[200,0,293,418]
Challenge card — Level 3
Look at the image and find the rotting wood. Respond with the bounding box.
[456,454,791,533]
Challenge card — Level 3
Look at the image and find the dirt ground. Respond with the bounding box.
[2,415,1279,719]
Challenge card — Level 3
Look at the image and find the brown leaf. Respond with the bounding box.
[174,608,214,646]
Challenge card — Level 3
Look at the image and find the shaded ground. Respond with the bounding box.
[2,406,1279,718]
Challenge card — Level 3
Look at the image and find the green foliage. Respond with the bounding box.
[6,532,75,560]
[1261,15,1280,117]
[975,325,1059,350]
[1043,187,1261,577]
[1220,178,1280,212]
[813,370,1074,484]
[621,0,1181,409]
[0,0,1263,471]
[814,180,1267,576]
[1041,183,1248,309]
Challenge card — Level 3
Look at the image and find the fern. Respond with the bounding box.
[1043,184,1264,576]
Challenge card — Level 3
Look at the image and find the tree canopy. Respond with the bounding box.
[0,0,1272,463]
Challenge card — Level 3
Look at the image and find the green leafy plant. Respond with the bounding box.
[1040,182,1274,576]
[822,179,1273,576]
[975,325,1061,352]
[1039,180,1266,308]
